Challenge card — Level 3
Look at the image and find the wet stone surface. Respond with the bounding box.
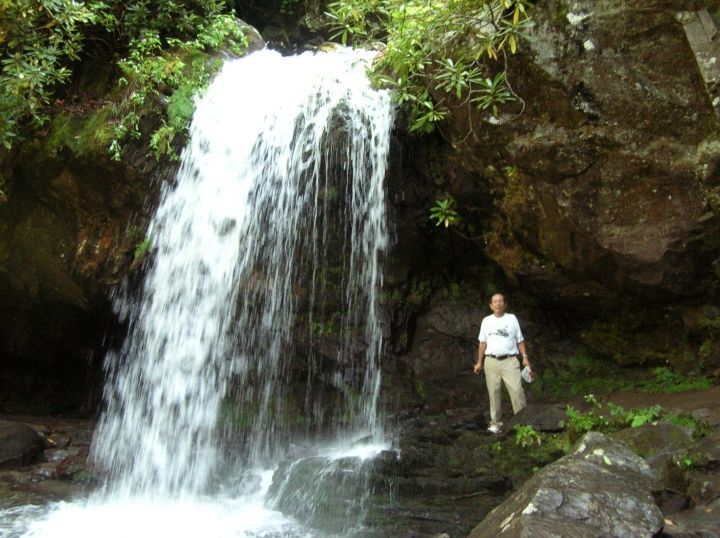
[0,416,97,508]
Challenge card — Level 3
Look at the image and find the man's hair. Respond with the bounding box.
[490,292,507,302]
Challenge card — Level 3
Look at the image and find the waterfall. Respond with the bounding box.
[73,45,395,532]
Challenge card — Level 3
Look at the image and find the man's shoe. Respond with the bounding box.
[487,424,501,434]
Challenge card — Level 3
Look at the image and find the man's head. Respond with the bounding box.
[489,293,506,317]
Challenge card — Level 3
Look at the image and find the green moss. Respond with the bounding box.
[698,339,714,366]
[550,8,569,27]
[490,430,567,485]
[310,318,335,337]
[638,367,711,393]
[134,238,152,260]
[167,54,219,131]
[43,107,115,158]
[696,308,720,332]
[536,350,634,399]
[414,378,427,403]
[581,308,693,367]
[407,278,434,307]
[8,209,85,307]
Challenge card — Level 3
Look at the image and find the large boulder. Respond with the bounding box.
[468,432,664,538]
[0,420,43,468]
[612,421,694,489]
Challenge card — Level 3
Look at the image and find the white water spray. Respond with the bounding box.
[95,46,394,496]
[1,47,394,537]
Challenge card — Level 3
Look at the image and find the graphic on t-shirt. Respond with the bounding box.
[492,327,510,338]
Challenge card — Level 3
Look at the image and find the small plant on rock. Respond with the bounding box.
[134,237,152,260]
[514,424,542,447]
[429,197,460,228]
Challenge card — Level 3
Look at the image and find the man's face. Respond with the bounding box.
[490,294,506,316]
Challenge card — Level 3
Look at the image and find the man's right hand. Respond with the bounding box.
[473,363,482,374]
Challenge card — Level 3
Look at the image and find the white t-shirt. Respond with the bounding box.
[478,313,524,355]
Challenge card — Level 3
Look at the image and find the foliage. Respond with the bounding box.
[677,454,694,469]
[538,351,714,402]
[0,0,248,155]
[325,0,532,133]
[639,367,711,394]
[134,237,151,260]
[607,402,662,428]
[108,5,247,160]
[0,0,105,149]
[429,196,460,228]
[663,412,710,437]
[565,404,610,435]
[537,352,634,400]
[564,397,693,440]
[514,424,542,447]
[492,428,567,483]
[310,319,335,337]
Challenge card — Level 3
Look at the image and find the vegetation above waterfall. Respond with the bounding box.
[0,0,247,156]
[326,0,532,133]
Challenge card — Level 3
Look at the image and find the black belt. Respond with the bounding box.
[486,354,517,360]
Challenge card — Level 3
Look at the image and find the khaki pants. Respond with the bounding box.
[485,356,526,426]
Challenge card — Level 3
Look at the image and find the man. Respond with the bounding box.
[473,292,531,434]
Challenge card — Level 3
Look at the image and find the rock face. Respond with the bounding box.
[385,0,720,414]
[483,0,720,306]
[0,82,172,414]
[468,432,664,538]
[0,28,265,415]
[0,0,717,461]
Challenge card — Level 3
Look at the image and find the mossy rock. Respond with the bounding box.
[42,108,116,160]
[580,307,695,368]
[612,421,694,491]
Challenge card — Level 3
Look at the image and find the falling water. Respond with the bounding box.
[4,47,394,537]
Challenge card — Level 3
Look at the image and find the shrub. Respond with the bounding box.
[326,0,532,133]
[0,0,248,156]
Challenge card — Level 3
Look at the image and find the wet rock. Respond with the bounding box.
[495,0,720,304]
[57,461,97,484]
[653,489,692,516]
[268,455,378,535]
[0,420,43,468]
[687,467,720,505]
[285,443,317,459]
[468,432,663,538]
[42,447,80,464]
[689,430,720,468]
[662,497,720,537]
[46,431,71,449]
[685,430,720,503]
[506,404,566,433]
[691,407,720,427]
[399,296,486,411]
[32,463,59,480]
[612,421,695,489]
